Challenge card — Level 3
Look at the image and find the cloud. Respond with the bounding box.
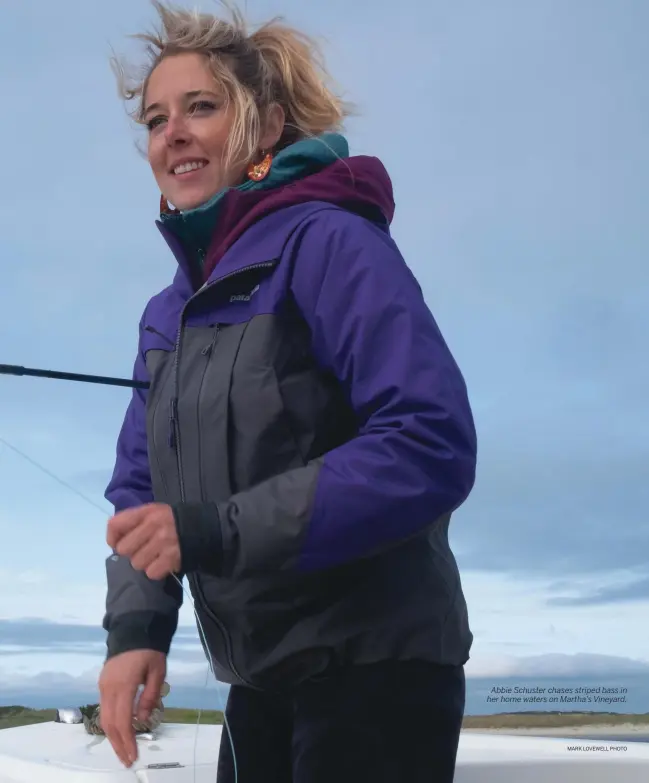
[451,397,649,578]
[465,652,649,679]
[0,668,94,691]
[0,569,47,586]
[0,659,228,711]
[0,661,213,692]
[547,576,649,607]
[4,652,648,694]
[0,618,200,656]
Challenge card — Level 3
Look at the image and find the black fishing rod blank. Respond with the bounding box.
[0,363,149,390]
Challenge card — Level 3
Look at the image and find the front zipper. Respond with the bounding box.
[171,260,276,688]
[189,323,251,687]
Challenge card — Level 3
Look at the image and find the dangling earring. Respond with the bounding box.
[247,150,273,182]
[160,194,180,215]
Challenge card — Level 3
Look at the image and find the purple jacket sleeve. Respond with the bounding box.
[174,208,477,576]
[290,210,477,570]
[102,314,182,659]
[104,342,154,513]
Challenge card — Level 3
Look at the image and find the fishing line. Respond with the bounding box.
[0,436,108,517]
[0,432,237,783]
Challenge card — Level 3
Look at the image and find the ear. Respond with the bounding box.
[259,103,286,150]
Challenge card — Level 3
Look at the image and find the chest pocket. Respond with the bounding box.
[199,315,308,497]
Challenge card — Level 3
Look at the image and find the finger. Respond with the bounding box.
[116,519,157,561]
[100,690,130,767]
[130,539,162,573]
[137,667,164,722]
[106,507,147,549]
[145,554,174,581]
[98,693,116,753]
[114,685,138,767]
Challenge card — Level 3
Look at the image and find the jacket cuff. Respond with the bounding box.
[105,610,177,660]
[172,502,223,574]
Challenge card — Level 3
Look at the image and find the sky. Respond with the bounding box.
[0,0,648,708]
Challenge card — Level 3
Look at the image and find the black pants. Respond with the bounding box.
[216,660,465,783]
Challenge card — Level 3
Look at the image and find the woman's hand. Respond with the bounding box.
[107,503,181,580]
[98,649,167,767]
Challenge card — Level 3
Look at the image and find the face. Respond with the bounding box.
[144,52,243,211]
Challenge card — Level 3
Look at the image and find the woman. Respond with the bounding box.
[99,2,477,781]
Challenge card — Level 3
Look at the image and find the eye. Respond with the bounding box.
[189,100,217,115]
[146,115,166,132]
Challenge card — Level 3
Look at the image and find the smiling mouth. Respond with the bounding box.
[172,160,208,176]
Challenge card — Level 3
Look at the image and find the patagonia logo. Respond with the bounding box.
[230,284,260,303]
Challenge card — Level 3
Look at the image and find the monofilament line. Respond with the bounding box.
[0,433,237,783]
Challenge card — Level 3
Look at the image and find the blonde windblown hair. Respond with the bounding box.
[112,0,351,170]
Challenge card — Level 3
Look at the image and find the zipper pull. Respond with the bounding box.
[201,324,220,356]
[168,398,178,448]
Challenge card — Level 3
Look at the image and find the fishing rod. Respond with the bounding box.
[0,363,149,390]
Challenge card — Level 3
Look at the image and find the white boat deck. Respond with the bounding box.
[0,721,647,782]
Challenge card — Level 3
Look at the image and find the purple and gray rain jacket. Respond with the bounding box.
[103,156,477,688]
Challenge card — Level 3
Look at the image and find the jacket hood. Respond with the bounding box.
[156,133,395,285]
[201,155,395,281]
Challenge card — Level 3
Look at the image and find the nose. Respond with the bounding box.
[163,113,191,147]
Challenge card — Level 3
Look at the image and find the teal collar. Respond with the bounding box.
[160,132,349,267]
